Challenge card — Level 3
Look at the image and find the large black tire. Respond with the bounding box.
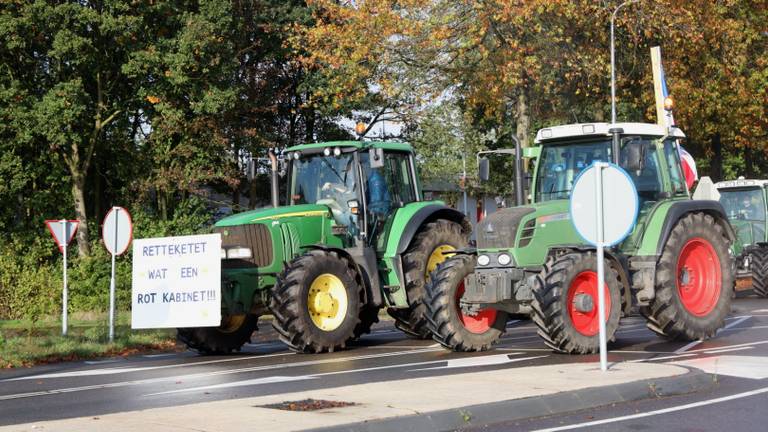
[352,304,381,340]
[531,252,622,354]
[177,313,258,354]
[642,212,732,340]
[425,255,508,352]
[270,249,364,353]
[750,247,768,298]
[387,220,468,339]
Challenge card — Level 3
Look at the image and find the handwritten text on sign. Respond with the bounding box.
[131,234,221,329]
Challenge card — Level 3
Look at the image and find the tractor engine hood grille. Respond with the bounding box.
[216,224,273,269]
[476,207,536,249]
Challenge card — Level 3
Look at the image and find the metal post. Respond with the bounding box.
[595,163,608,372]
[61,220,68,337]
[513,135,524,206]
[462,153,468,215]
[109,207,117,343]
[610,0,639,126]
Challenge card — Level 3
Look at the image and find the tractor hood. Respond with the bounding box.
[215,204,330,227]
[477,200,584,267]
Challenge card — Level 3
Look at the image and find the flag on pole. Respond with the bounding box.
[651,46,698,189]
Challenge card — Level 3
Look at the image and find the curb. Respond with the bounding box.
[309,368,715,432]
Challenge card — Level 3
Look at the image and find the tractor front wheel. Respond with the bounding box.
[642,212,732,340]
[531,252,622,354]
[425,255,508,351]
[177,313,258,354]
[750,247,768,298]
[270,249,364,353]
[387,220,468,339]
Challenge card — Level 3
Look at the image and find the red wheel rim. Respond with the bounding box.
[566,271,611,337]
[677,238,722,317]
[456,282,498,334]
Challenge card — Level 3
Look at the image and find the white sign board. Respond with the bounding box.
[131,233,222,329]
[103,207,133,255]
[570,163,639,247]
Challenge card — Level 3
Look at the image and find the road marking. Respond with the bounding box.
[702,346,754,354]
[144,376,316,396]
[1,351,295,381]
[674,315,752,354]
[142,354,178,359]
[627,353,696,363]
[145,354,545,397]
[0,348,445,399]
[674,340,703,354]
[532,385,768,431]
[671,355,768,380]
[84,359,122,365]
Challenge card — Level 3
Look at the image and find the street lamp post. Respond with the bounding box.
[610,0,640,125]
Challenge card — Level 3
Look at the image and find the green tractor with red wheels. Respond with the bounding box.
[425,122,736,354]
[177,140,470,353]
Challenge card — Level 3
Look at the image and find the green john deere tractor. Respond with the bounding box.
[177,140,469,353]
[715,178,768,297]
[426,122,736,353]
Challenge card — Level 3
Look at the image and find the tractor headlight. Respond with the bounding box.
[225,247,252,259]
[497,253,512,266]
[323,147,331,156]
[477,255,491,266]
[333,147,342,157]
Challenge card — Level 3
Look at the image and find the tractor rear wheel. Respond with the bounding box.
[642,212,732,340]
[750,247,768,298]
[425,255,508,351]
[270,250,364,353]
[387,220,468,339]
[531,252,622,354]
[177,313,258,354]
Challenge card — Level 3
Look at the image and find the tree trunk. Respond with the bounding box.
[711,133,723,181]
[71,172,91,257]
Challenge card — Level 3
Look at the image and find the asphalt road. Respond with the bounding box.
[2,296,768,429]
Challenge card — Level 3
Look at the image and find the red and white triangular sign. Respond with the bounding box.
[45,220,80,253]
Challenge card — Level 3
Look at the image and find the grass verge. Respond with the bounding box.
[0,313,179,368]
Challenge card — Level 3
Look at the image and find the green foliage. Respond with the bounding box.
[0,238,60,321]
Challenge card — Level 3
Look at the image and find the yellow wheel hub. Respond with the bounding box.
[307,273,348,331]
[425,244,456,279]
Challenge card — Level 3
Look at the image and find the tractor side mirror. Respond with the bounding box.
[246,158,255,181]
[524,172,533,191]
[369,148,385,168]
[478,157,490,182]
[622,139,646,172]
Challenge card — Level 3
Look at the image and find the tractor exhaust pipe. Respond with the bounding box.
[268,150,279,208]
[512,135,524,206]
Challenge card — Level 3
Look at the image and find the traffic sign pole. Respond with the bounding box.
[595,163,608,372]
[61,220,68,337]
[109,207,118,343]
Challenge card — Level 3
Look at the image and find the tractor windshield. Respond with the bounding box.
[719,187,766,247]
[535,137,678,205]
[290,153,358,225]
[720,188,766,222]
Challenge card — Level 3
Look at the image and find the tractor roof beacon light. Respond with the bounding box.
[355,122,367,139]
[664,96,674,111]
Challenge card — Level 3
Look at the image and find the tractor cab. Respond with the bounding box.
[533,123,689,210]
[716,178,768,253]
[285,141,420,247]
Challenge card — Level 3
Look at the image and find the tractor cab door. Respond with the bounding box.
[361,150,418,248]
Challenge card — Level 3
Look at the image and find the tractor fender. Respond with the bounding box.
[394,204,471,256]
[306,244,383,307]
[548,245,633,315]
[655,200,736,256]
